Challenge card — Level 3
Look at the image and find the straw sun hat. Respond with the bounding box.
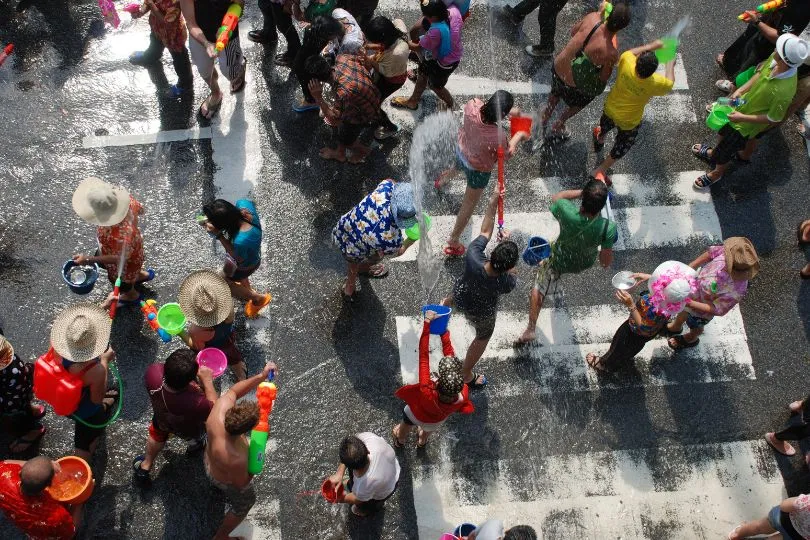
[0,335,14,369]
[723,237,760,281]
[50,303,112,363]
[72,176,131,227]
[178,270,234,328]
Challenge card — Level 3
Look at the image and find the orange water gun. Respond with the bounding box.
[140,300,171,342]
[739,0,784,21]
[248,371,276,474]
[215,4,242,52]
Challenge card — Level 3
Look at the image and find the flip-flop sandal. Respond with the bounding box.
[391,427,405,448]
[765,432,796,456]
[245,293,272,318]
[166,84,187,98]
[798,222,810,246]
[465,372,487,389]
[691,143,714,164]
[443,244,466,257]
[586,353,608,373]
[31,403,46,420]
[359,264,389,278]
[668,335,700,350]
[391,97,418,110]
[657,325,683,338]
[9,425,46,453]
[199,95,223,120]
[693,173,719,190]
[136,268,156,283]
[715,79,735,93]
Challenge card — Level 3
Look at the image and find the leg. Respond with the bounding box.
[536,0,567,51]
[509,0,543,20]
[189,38,223,116]
[270,2,301,58]
[462,337,490,383]
[139,433,166,473]
[729,517,776,539]
[447,186,485,247]
[667,311,689,333]
[551,105,583,132]
[519,287,545,343]
[217,34,246,92]
[344,262,361,296]
[293,46,316,103]
[404,73,429,108]
[168,46,194,91]
[433,86,454,109]
[774,422,810,442]
[214,512,247,540]
[131,31,165,65]
[213,485,256,540]
[738,137,757,161]
[541,94,560,128]
[226,277,267,305]
[595,124,639,176]
[598,322,649,372]
[230,361,247,382]
[249,0,279,43]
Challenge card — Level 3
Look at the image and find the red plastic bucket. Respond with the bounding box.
[321,478,344,503]
[510,115,532,137]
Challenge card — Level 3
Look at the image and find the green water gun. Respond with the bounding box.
[247,370,276,474]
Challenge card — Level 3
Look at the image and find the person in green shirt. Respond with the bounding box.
[517,180,617,344]
[691,33,808,190]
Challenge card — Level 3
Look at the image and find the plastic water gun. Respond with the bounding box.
[602,1,613,22]
[248,371,277,474]
[98,0,121,28]
[497,146,505,236]
[0,44,13,67]
[141,300,171,342]
[215,4,242,52]
[739,0,783,21]
[109,276,121,319]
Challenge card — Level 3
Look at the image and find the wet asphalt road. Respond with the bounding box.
[1,0,810,538]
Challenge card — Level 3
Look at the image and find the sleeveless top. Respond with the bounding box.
[204,320,234,349]
[194,0,236,42]
[61,358,102,419]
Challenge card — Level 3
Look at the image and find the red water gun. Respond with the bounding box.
[739,0,784,21]
[0,44,13,67]
[215,4,242,52]
[140,299,171,342]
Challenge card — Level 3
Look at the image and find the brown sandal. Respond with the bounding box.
[586,353,608,372]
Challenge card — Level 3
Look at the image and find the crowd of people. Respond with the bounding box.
[2,0,810,539]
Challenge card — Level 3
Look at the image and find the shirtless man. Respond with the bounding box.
[205,362,276,540]
[542,3,631,140]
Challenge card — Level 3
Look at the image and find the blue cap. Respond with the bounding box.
[390,182,417,230]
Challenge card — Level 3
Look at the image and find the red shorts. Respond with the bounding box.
[148,421,171,443]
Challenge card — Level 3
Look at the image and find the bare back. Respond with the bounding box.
[554,12,620,87]
[205,392,251,488]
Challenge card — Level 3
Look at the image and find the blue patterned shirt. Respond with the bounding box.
[332,180,404,260]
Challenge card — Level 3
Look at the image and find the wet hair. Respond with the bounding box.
[505,526,538,540]
[436,356,464,399]
[490,240,519,273]
[20,456,55,497]
[203,199,244,241]
[581,179,609,216]
[636,51,659,78]
[311,15,345,42]
[365,16,406,48]
[164,348,199,390]
[420,0,449,21]
[605,2,631,33]
[339,435,370,470]
[224,401,259,436]
[305,55,333,82]
[481,90,514,124]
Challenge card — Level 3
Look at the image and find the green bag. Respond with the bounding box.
[571,22,607,97]
[305,0,337,20]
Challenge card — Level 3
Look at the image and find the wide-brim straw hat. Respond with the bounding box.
[178,270,234,328]
[724,237,760,281]
[50,303,112,363]
[72,176,131,226]
[0,335,14,368]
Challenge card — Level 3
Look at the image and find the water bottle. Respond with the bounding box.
[717,97,746,107]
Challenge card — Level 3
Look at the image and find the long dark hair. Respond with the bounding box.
[480,90,514,124]
[420,0,449,21]
[203,199,253,240]
[365,16,406,49]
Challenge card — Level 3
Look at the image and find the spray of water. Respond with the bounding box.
[667,15,692,39]
[408,111,459,300]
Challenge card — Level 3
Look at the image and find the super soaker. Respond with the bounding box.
[215,4,242,52]
[98,0,121,28]
[739,0,783,21]
[140,300,171,342]
[247,371,276,474]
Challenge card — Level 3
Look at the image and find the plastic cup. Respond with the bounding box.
[612,271,636,290]
[157,303,186,335]
[422,304,452,334]
[706,104,734,131]
[510,115,533,137]
[46,456,94,505]
[404,213,432,241]
[197,348,228,378]
[655,37,678,63]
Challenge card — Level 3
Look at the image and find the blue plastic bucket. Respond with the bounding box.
[522,236,550,266]
[453,523,476,537]
[62,261,100,295]
[421,304,452,335]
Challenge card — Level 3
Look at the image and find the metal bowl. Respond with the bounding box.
[612,271,636,290]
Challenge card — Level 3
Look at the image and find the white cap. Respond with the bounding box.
[776,33,810,67]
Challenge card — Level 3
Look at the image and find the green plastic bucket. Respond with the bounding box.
[157,303,186,335]
[706,104,734,131]
[655,37,678,63]
[404,213,432,241]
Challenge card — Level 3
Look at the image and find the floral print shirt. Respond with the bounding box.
[690,245,748,317]
[628,293,669,337]
[148,0,188,52]
[97,197,145,283]
[332,180,403,262]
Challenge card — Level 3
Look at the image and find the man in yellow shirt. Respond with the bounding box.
[591,39,675,184]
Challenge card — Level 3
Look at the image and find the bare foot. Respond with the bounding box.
[347,146,371,164]
[790,400,804,413]
[516,328,536,344]
[416,427,429,448]
[319,147,346,162]
[727,525,741,540]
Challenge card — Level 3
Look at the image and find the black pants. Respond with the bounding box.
[720,25,773,79]
[346,474,398,515]
[142,31,193,89]
[775,398,810,442]
[258,0,302,57]
[375,77,404,131]
[600,321,653,372]
[511,0,568,50]
[293,29,326,103]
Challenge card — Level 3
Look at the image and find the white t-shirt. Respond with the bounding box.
[328,8,365,55]
[351,432,400,501]
[473,519,504,540]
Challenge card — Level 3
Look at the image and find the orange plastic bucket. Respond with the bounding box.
[47,456,94,505]
[510,115,532,137]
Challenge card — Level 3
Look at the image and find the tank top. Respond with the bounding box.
[61,358,102,419]
[204,321,234,349]
[194,0,235,42]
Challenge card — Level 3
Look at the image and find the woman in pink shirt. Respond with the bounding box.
[391,0,463,110]
[438,91,529,257]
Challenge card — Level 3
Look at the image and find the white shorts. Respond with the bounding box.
[404,405,446,433]
[188,33,245,82]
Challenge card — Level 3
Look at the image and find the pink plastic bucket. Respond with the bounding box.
[197,348,227,378]
[439,535,459,540]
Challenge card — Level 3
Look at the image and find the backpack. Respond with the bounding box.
[33,348,94,416]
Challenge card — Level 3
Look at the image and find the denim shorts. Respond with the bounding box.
[455,150,491,190]
[768,505,803,540]
[686,312,712,329]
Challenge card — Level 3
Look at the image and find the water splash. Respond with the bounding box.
[667,15,692,39]
[408,111,459,300]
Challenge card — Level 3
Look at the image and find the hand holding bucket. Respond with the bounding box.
[422,304,451,334]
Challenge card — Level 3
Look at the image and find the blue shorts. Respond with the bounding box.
[686,313,712,329]
[768,505,803,540]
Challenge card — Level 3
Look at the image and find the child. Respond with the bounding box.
[392,310,474,447]
[363,16,410,140]
[127,0,194,97]
[71,177,154,310]
[178,270,247,381]
[586,261,696,372]
[439,90,529,257]
[0,332,46,453]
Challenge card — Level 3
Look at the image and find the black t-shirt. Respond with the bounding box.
[194,0,238,43]
[766,0,810,37]
[452,235,517,318]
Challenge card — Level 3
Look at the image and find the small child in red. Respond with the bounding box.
[392,310,474,448]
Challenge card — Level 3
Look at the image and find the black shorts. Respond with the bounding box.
[713,123,750,165]
[420,59,458,90]
[74,408,108,451]
[338,122,366,146]
[551,65,597,108]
